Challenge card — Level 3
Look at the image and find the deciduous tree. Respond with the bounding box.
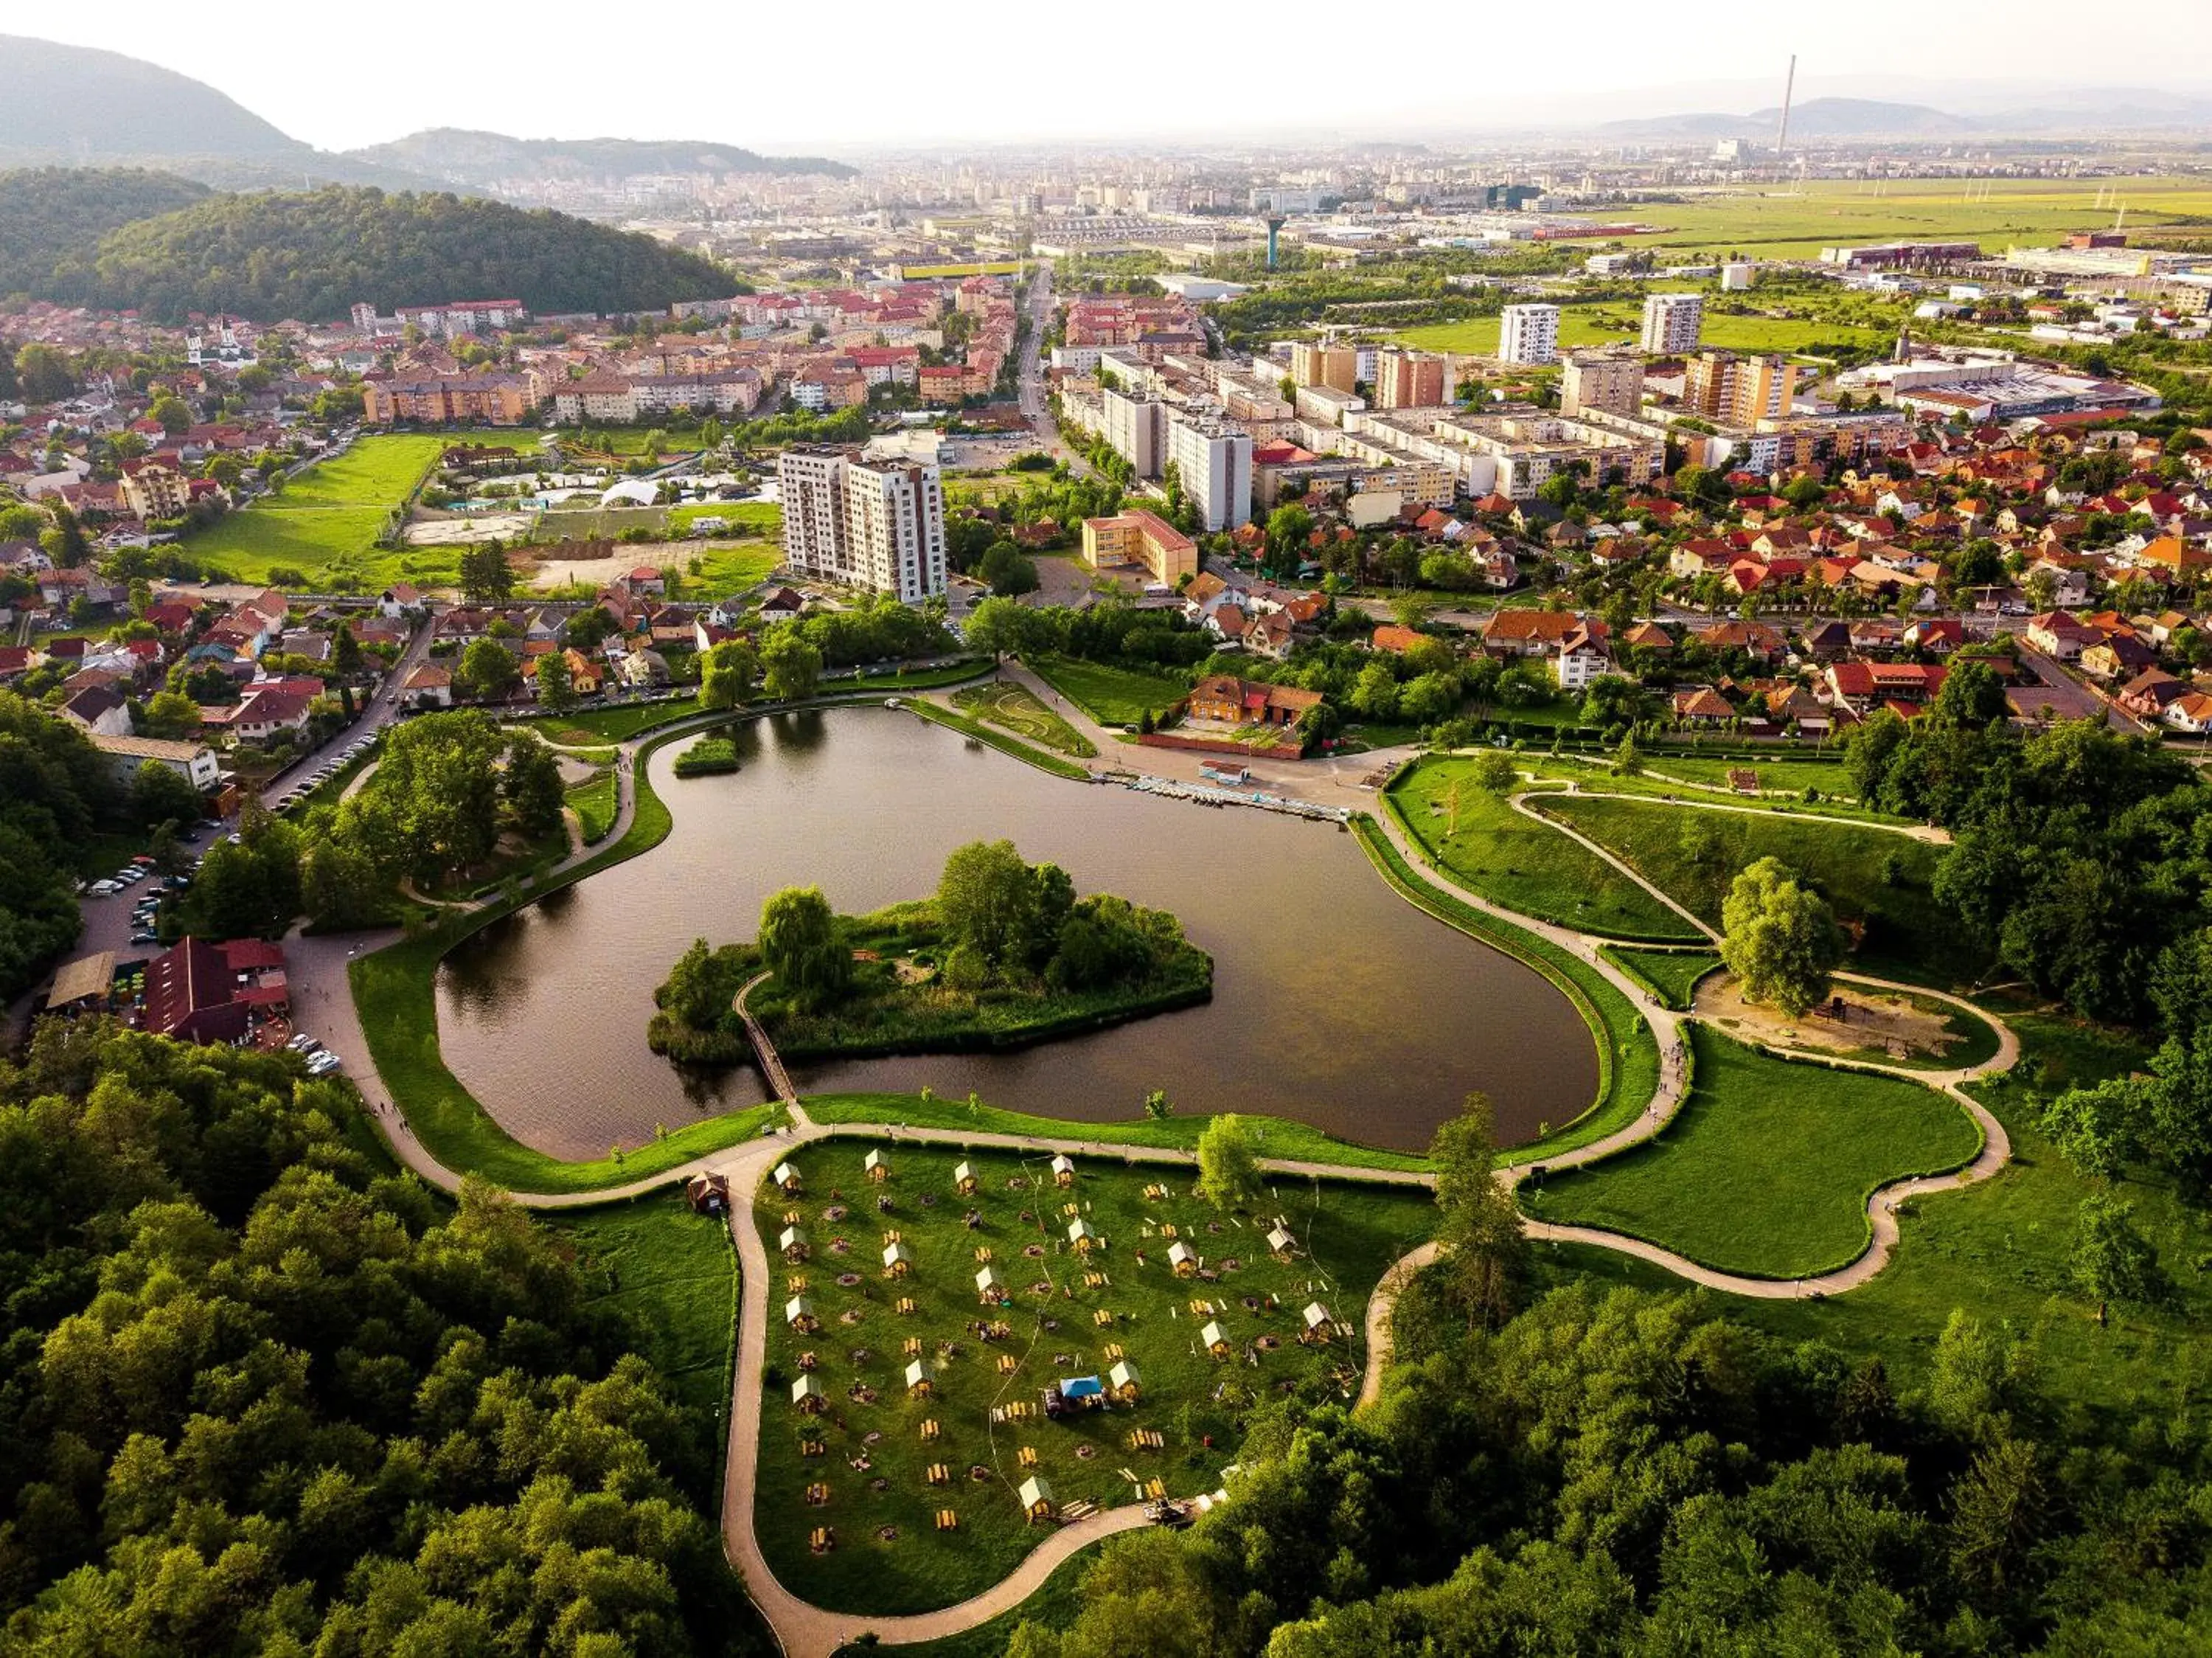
[1719,856,1842,1017]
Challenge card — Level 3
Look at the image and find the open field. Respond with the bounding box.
[950,680,1098,758]
[1620,176,2212,260]
[1537,791,1986,986]
[1522,1025,1984,1278]
[1389,760,1703,943]
[1534,1009,2212,1430]
[1397,307,1889,358]
[552,1193,738,1421]
[751,1142,1435,1615]
[1026,656,1189,727]
[187,435,448,588]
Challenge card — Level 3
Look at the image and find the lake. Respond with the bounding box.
[437,707,1597,1157]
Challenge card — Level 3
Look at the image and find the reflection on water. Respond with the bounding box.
[437,709,1597,1158]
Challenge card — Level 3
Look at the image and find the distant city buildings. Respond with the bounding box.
[1290,341,1359,395]
[1498,304,1560,365]
[1640,292,1705,354]
[776,447,947,603]
[1100,386,1166,477]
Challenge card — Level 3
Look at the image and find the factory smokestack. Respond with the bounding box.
[1774,53,1797,164]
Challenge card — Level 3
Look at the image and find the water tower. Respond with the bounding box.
[1265,215,1287,268]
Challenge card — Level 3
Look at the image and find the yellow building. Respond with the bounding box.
[1079,510,1197,586]
[1290,341,1358,394]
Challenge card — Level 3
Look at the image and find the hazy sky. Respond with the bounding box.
[38,2,2212,152]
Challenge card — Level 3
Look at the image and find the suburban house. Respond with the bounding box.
[403,663,454,707]
[1187,674,1321,728]
[1555,628,1613,690]
[58,684,132,736]
[88,732,222,792]
[2025,611,2100,661]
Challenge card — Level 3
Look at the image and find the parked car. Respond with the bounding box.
[287,1033,319,1052]
[306,1052,343,1075]
[88,881,121,896]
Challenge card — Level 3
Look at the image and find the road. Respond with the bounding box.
[258,614,438,810]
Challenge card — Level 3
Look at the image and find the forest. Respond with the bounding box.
[0,1019,755,1654]
[17,184,735,323]
[1004,1275,2212,1658]
[0,168,212,297]
[0,691,113,1002]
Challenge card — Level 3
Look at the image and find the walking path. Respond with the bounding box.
[289,701,2027,1658]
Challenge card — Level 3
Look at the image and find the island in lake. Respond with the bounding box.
[649,838,1213,1066]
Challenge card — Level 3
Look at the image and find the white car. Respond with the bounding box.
[88,879,122,896]
[306,1052,344,1075]
[287,1032,319,1052]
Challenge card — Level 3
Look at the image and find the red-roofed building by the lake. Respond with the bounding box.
[142,937,288,1044]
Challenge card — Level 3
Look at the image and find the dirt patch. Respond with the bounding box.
[1694,972,1960,1061]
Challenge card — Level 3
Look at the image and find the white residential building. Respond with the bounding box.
[1641,292,1705,354]
[1167,414,1253,531]
[1101,386,1166,477]
[776,448,947,603]
[1498,304,1560,365]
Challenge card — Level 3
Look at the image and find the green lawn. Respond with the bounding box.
[950,680,1098,758]
[906,701,1090,780]
[669,500,782,535]
[565,768,619,844]
[1351,815,1660,1161]
[542,697,704,740]
[187,435,448,588]
[552,1194,738,1421]
[684,544,782,594]
[1601,946,1721,1010]
[1026,656,1189,728]
[1397,308,1886,358]
[1523,1026,1984,1279]
[1537,792,1986,987]
[1390,760,1704,943]
[1513,755,1901,827]
[1533,1008,2212,1432]
[802,1093,1430,1174]
[751,1142,1436,1615]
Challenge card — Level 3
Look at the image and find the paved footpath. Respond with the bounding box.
[296,715,2023,1658]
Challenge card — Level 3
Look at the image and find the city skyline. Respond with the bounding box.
[22,3,2212,153]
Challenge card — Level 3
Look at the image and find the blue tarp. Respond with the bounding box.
[1060,1376,1105,1399]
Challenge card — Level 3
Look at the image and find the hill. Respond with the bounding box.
[1598,97,1971,142]
[0,167,212,296]
[349,128,858,186]
[0,35,434,190]
[56,187,739,323]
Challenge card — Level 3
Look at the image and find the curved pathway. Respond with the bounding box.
[308,714,2028,1657]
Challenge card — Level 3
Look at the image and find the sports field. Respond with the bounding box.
[187,434,448,589]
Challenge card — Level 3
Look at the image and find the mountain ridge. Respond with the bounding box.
[347,128,859,185]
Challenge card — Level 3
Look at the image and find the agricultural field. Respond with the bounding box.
[1622,176,2212,261]
[187,434,449,589]
[950,680,1098,758]
[751,1142,1433,1614]
[1521,1025,1984,1278]
[1388,763,1703,943]
[1026,655,1190,727]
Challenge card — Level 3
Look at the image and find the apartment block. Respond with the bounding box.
[1375,348,1448,409]
[1167,414,1253,531]
[1100,386,1166,477]
[1683,350,1800,426]
[1290,341,1359,394]
[1559,352,1644,417]
[362,372,547,426]
[1080,509,1197,586]
[1498,304,1560,365]
[1640,292,1704,354]
[776,448,947,603]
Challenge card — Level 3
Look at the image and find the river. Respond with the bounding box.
[436,707,1597,1157]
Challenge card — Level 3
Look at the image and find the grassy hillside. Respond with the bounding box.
[352,127,857,185]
